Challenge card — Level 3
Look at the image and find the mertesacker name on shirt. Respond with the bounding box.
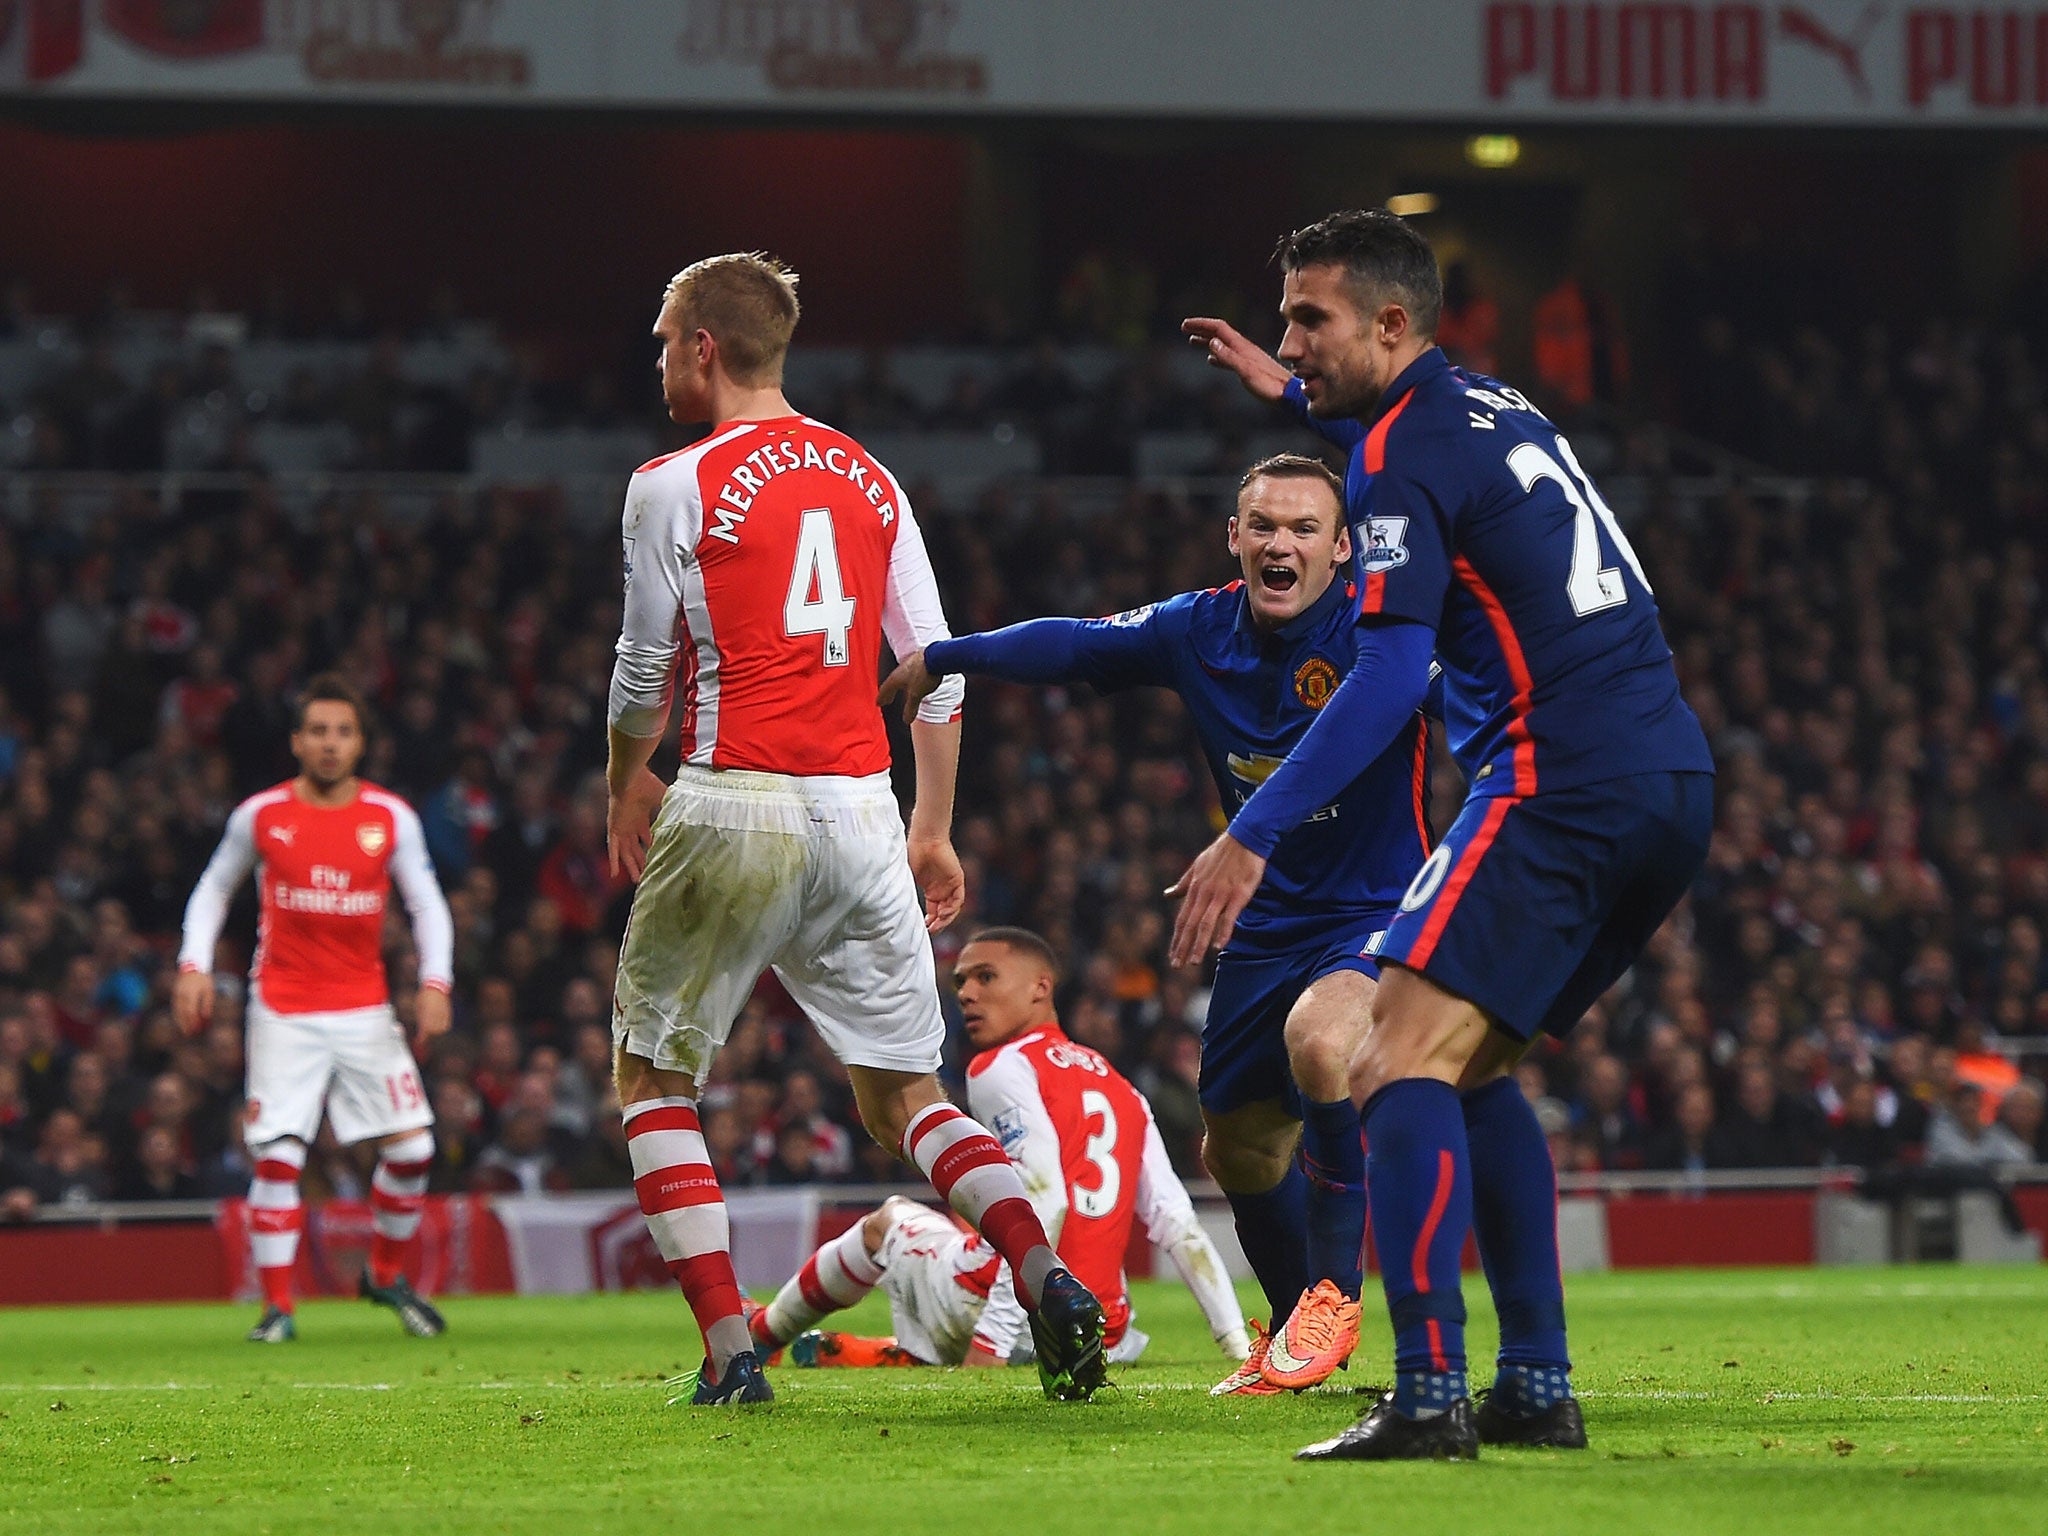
[707,436,900,545]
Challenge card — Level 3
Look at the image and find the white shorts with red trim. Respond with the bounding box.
[244,996,432,1148]
[875,1203,994,1366]
[612,766,945,1080]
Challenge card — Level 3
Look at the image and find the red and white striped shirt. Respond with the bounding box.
[606,415,964,778]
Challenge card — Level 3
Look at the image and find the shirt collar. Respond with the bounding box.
[1370,345,1450,425]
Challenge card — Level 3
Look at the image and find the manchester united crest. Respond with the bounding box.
[1294,657,1339,710]
[356,821,389,857]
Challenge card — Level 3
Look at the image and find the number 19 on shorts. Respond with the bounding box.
[786,507,856,667]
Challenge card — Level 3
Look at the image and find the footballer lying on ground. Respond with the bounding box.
[748,928,1247,1370]
[882,456,1438,1395]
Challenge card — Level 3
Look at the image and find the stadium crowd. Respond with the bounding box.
[3,270,2047,1219]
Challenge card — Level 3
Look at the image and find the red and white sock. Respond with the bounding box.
[248,1139,306,1315]
[368,1130,434,1289]
[901,1102,1060,1308]
[760,1222,886,1349]
[624,1096,751,1375]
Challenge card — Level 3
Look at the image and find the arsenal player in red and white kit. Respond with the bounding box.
[749,929,1248,1371]
[603,253,1106,1405]
[175,675,453,1343]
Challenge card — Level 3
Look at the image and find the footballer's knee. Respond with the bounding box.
[1456,1026,1529,1095]
[1348,964,1491,1105]
[862,1199,913,1252]
[846,1065,946,1156]
[1284,970,1375,1102]
[250,1136,306,1168]
[1200,1105,1298,1193]
[612,1046,698,1108]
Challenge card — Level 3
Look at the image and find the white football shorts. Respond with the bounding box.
[244,996,432,1148]
[875,1202,992,1366]
[613,766,945,1081]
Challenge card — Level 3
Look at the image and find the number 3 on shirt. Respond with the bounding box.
[785,507,856,667]
[1074,1088,1121,1219]
[1508,435,1652,618]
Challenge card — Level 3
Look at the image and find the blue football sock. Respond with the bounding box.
[1299,1097,1368,1299]
[1462,1075,1572,1408]
[1363,1078,1472,1418]
[1223,1163,1310,1324]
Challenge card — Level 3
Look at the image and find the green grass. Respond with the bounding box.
[3,1267,2046,1535]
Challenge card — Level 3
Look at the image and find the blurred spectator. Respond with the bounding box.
[1718,1061,1820,1167]
[114,1124,201,1200]
[1926,1083,2033,1169]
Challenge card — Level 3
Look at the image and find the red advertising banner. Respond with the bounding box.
[102,0,262,58]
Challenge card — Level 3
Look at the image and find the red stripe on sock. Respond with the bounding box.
[1411,1147,1455,1294]
[368,1233,409,1289]
[902,1103,966,1160]
[624,1105,702,1138]
[976,1195,1051,1289]
[929,1133,1010,1196]
[249,1206,302,1235]
[378,1158,432,1179]
[254,1159,301,1183]
[671,1252,745,1340]
[634,1164,723,1215]
[1426,1317,1446,1372]
[796,1254,833,1312]
[260,1264,295,1313]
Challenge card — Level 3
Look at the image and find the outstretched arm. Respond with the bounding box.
[880,608,1173,724]
[1168,618,1435,966]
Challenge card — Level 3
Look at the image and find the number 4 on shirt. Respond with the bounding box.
[785,506,856,667]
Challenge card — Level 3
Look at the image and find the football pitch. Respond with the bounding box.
[3,1267,2044,1536]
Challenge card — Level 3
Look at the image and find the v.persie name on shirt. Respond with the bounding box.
[707,435,899,545]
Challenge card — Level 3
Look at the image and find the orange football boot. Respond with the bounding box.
[790,1331,923,1368]
[1260,1280,1361,1391]
[1210,1319,1284,1397]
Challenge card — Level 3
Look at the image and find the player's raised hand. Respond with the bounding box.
[172,968,216,1035]
[878,649,940,726]
[1165,830,1267,968]
[607,766,667,883]
[1182,316,1293,403]
[907,835,965,934]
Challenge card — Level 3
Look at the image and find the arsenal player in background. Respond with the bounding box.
[176,674,454,1343]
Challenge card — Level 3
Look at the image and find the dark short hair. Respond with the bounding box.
[294,672,370,735]
[964,926,1061,981]
[1275,208,1443,338]
[1237,452,1343,508]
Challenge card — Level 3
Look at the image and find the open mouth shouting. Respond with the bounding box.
[1259,563,1300,595]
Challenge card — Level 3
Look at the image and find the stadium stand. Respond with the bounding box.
[2,272,2046,1226]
